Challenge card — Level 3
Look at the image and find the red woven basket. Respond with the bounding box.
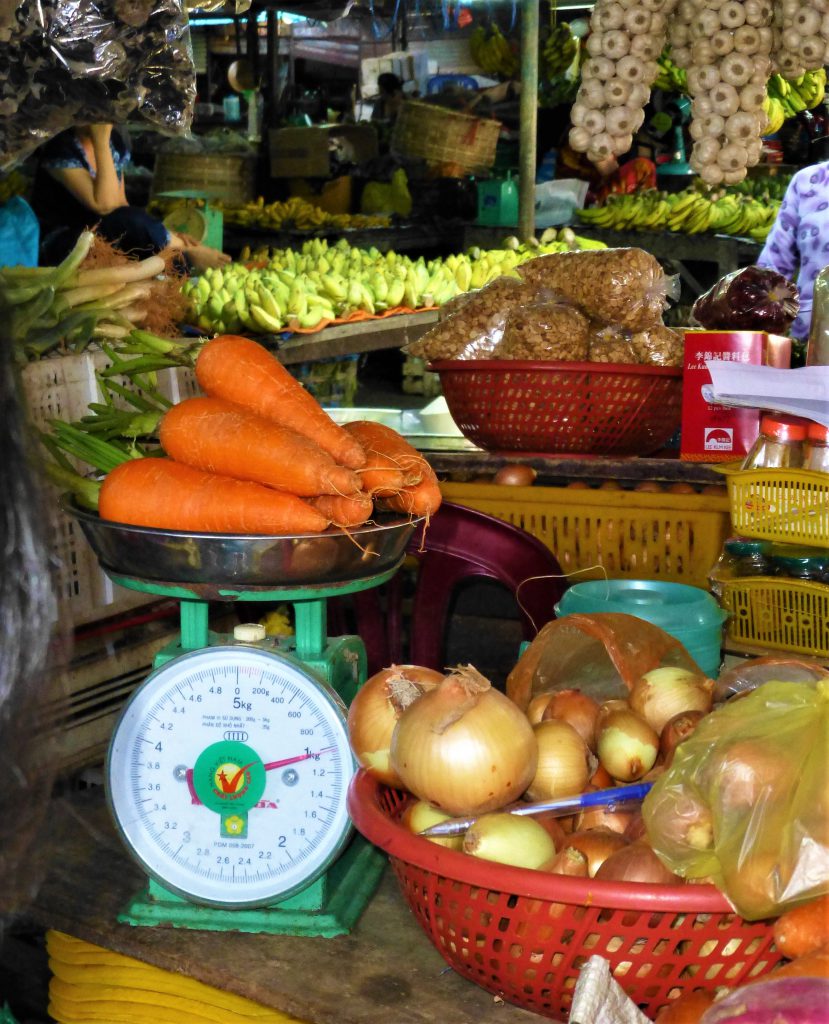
[430,360,683,456]
[348,771,781,1022]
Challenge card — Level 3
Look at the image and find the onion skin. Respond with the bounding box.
[590,763,614,789]
[390,665,538,816]
[541,688,600,752]
[706,739,791,814]
[596,708,659,782]
[595,841,683,885]
[526,691,554,725]
[575,796,636,835]
[545,846,589,877]
[462,812,556,870]
[623,811,647,844]
[526,719,591,802]
[401,800,463,851]
[698,976,829,1023]
[630,667,714,736]
[347,665,443,787]
[564,828,628,877]
[660,709,706,765]
[655,990,716,1023]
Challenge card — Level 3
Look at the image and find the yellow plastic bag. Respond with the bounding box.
[642,679,829,921]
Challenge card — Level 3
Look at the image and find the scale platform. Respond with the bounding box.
[67,500,421,937]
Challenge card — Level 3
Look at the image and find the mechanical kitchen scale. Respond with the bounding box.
[68,499,419,938]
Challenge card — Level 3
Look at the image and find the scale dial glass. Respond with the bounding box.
[107,646,355,908]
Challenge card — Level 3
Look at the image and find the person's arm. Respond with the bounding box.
[45,125,124,216]
[757,173,802,280]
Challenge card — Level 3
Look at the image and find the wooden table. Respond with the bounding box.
[276,311,439,366]
[27,790,541,1024]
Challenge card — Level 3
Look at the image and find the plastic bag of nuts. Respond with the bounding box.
[630,325,685,367]
[406,276,543,361]
[518,248,677,332]
[587,323,639,364]
[492,302,590,360]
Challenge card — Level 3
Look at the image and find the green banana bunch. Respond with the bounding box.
[542,22,578,80]
[652,49,688,95]
[470,24,519,79]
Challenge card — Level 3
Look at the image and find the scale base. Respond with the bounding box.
[117,834,386,937]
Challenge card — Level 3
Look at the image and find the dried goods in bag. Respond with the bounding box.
[642,679,829,921]
[692,265,800,333]
[630,324,684,367]
[517,248,677,332]
[587,323,638,364]
[0,0,195,167]
[492,302,590,361]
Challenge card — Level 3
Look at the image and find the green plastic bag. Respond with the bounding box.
[642,679,829,921]
[0,1003,19,1024]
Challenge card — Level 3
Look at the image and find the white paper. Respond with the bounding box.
[703,362,829,426]
[568,956,651,1024]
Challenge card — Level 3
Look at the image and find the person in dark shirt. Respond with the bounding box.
[32,125,229,271]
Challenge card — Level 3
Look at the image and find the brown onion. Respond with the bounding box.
[545,846,589,877]
[629,667,714,735]
[596,708,659,782]
[645,789,714,853]
[494,464,537,486]
[655,989,716,1023]
[575,792,637,835]
[390,665,538,816]
[347,665,443,786]
[564,828,628,877]
[596,698,630,730]
[541,688,600,752]
[706,739,790,813]
[401,800,463,851]
[526,691,554,725]
[623,811,647,844]
[526,719,591,802]
[660,710,706,763]
[590,763,614,789]
[595,842,682,885]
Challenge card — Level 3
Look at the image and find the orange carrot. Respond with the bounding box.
[772,946,829,980]
[309,491,374,528]
[99,459,329,534]
[655,990,716,1023]
[344,420,429,492]
[382,461,442,517]
[774,897,829,959]
[194,336,366,469]
[159,397,360,497]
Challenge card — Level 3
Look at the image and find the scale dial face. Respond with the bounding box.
[107,646,355,908]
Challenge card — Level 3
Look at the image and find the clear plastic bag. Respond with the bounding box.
[506,612,703,710]
[587,323,638,364]
[492,301,590,361]
[691,265,800,333]
[642,679,829,920]
[630,324,685,367]
[517,248,679,333]
[0,0,195,168]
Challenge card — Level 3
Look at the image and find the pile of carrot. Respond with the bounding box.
[98,335,442,535]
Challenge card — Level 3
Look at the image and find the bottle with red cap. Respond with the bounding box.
[741,414,808,471]
[803,421,829,474]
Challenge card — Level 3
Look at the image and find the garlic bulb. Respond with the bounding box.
[772,0,826,75]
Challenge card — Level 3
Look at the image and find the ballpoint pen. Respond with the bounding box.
[418,782,653,838]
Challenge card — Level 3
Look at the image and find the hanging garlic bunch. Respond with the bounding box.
[683,0,774,186]
[771,0,829,77]
[569,0,677,167]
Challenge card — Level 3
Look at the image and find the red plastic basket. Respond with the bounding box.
[348,771,782,1022]
[430,360,683,456]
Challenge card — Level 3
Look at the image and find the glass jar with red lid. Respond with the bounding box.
[741,414,808,471]
[803,421,829,474]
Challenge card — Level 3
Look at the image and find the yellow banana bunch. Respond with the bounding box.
[469,24,518,79]
[221,196,391,232]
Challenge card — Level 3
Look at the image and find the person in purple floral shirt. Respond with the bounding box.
[757,161,829,342]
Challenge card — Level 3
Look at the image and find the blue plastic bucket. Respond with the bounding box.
[555,580,726,678]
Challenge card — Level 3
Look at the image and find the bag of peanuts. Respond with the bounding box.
[492,302,591,361]
[517,247,678,332]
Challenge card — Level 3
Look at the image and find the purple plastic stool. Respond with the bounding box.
[329,502,568,676]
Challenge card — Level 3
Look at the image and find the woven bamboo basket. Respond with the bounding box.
[151,152,256,204]
[391,100,501,173]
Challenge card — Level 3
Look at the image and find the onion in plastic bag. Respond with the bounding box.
[692,266,800,334]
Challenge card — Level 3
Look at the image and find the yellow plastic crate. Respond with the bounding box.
[727,468,829,549]
[720,576,829,659]
[439,482,730,589]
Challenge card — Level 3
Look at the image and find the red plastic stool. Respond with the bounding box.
[329,502,568,676]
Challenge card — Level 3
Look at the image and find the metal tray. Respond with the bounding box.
[64,498,420,589]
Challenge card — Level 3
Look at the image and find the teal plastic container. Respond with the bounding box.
[476,173,518,227]
[555,580,726,679]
